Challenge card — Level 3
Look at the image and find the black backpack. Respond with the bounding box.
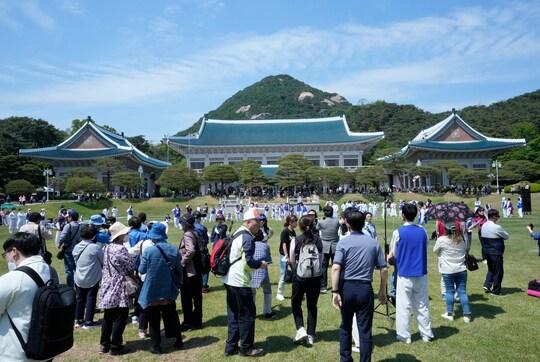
[7,266,75,360]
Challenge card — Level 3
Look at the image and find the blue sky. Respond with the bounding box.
[1,0,540,142]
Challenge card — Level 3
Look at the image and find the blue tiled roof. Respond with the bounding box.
[168,116,384,146]
[19,121,171,170]
[408,139,525,152]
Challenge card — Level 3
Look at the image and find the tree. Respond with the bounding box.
[127,135,152,153]
[498,160,540,183]
[324,167,353,189]
[275,154,311,191]
[111,171,140,195]
[65,177,106,194]
[49,177,65,193]
[511,121,537,141]
[156,165,200,194]
[234,160,267,188]
[96,158,125,191]
[16,163,45,186]
[5,179,34,196]
[355,166,387,188]
[305,166,326,190]
[202,164,238,193]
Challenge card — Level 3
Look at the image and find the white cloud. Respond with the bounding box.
[1,1,540,111]
[54,0,85,16]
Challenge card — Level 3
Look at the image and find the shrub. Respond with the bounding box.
[503,182,540,193]
[5,179,34,196]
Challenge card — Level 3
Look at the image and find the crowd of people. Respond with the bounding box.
[0,194,527,361]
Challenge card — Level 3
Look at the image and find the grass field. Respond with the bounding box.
[1,193,539,361]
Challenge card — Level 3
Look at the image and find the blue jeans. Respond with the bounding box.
[442,271,471,315]
[64,251,76,288]
[201,273,209,289]
[277,255,287,296]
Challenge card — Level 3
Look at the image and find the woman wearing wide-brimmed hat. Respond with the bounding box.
[138,222,183,354]
[98,222,136,355]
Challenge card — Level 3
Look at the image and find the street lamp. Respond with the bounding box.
[492,160,502,194]
[138,165,144,199]
[43,168,53,202]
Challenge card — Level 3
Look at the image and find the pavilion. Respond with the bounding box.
[381,110,526,188]
[19,120,171,196]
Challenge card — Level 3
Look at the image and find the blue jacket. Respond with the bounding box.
[138,240,182,309]
[129,228,148,248]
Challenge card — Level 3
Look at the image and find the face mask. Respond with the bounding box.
[8,262,17,271]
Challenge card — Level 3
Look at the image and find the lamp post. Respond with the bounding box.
[492,160,501,194]
[138,165,144,199]
[43,168,53,202]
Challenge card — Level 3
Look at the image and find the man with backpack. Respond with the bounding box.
[223,208,267,357]
[1,232,75,361]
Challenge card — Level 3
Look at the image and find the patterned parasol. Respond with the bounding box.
[427,201,474,222]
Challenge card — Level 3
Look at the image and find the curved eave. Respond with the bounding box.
[404,140,525,154]
[130,149,171,169]
[168,134,384,147]
[19,148,131,160]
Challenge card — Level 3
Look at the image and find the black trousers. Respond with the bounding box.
[100,307,129,348]
[75,282,99,323]
[484,253,504,294]
[321,252,334,290]
[145,301,182,349]
[180,272,203,327]
[291,278,321,335]
[339,281,374,362]
[225,285,256,354]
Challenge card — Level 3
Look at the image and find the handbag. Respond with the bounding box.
[106,246,141,297]
[56,224,79,260]
[284,262,293,283]
[465,253,479,271]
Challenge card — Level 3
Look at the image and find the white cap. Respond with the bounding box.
[243,208,262,221]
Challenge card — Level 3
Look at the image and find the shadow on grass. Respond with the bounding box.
[470,302,505,319]
[263,335,297,353]
[258,305,292,321]
[185,335,220,349]
[501,287,523,295]
[316,328,340,342]
[205,314,228,327]
[379,353,422,362]
[431,325,459,340]
[468,293,488,302]
[373,327,398,347]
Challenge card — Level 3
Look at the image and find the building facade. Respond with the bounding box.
[167,116,385,171]
[382,110,526,188]
[19,121,171,196]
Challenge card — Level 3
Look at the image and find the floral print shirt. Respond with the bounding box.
[98,243,136,309]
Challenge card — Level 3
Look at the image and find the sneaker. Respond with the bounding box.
[82,321,100,330]
[224,346,239,356]
[239,347,265,357]
[131,316,138,324]
[319,288,327,294]
[441,312,454,321]
[306,335,314,346]
[463,315,472,323]
[294,327,308,344]
[396,335,411,344]
[138,329,148,339]
[352,346,360,353]
[75,321,84,329]
[483,286,491,293]
[421,336,432,343]
[99,345,110,354]
[276,294,285,302]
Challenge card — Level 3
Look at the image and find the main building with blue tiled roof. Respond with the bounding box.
[19,120,171,196]
[167,116,384,170]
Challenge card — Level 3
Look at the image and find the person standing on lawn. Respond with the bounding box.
[73,223,104,329]
[223,209,267,357]
[387,203,434,344]
[481,209,509,296]
[138,223,184,354]
[433,222,472,323]
[289,216,323,347]
[527,224,540,256]
[179,215,203,330]
[276,215,298,301]
[331,210,388,362]
[316,206,340,294]
[98,222,135,355]
[57,209,81,288]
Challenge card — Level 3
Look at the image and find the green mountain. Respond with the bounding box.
[176,75,540,163]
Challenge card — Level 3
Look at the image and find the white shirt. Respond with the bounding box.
[0,256,52,362]
[433,236,467,274]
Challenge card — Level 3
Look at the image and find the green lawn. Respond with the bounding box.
[1,194,539,361]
